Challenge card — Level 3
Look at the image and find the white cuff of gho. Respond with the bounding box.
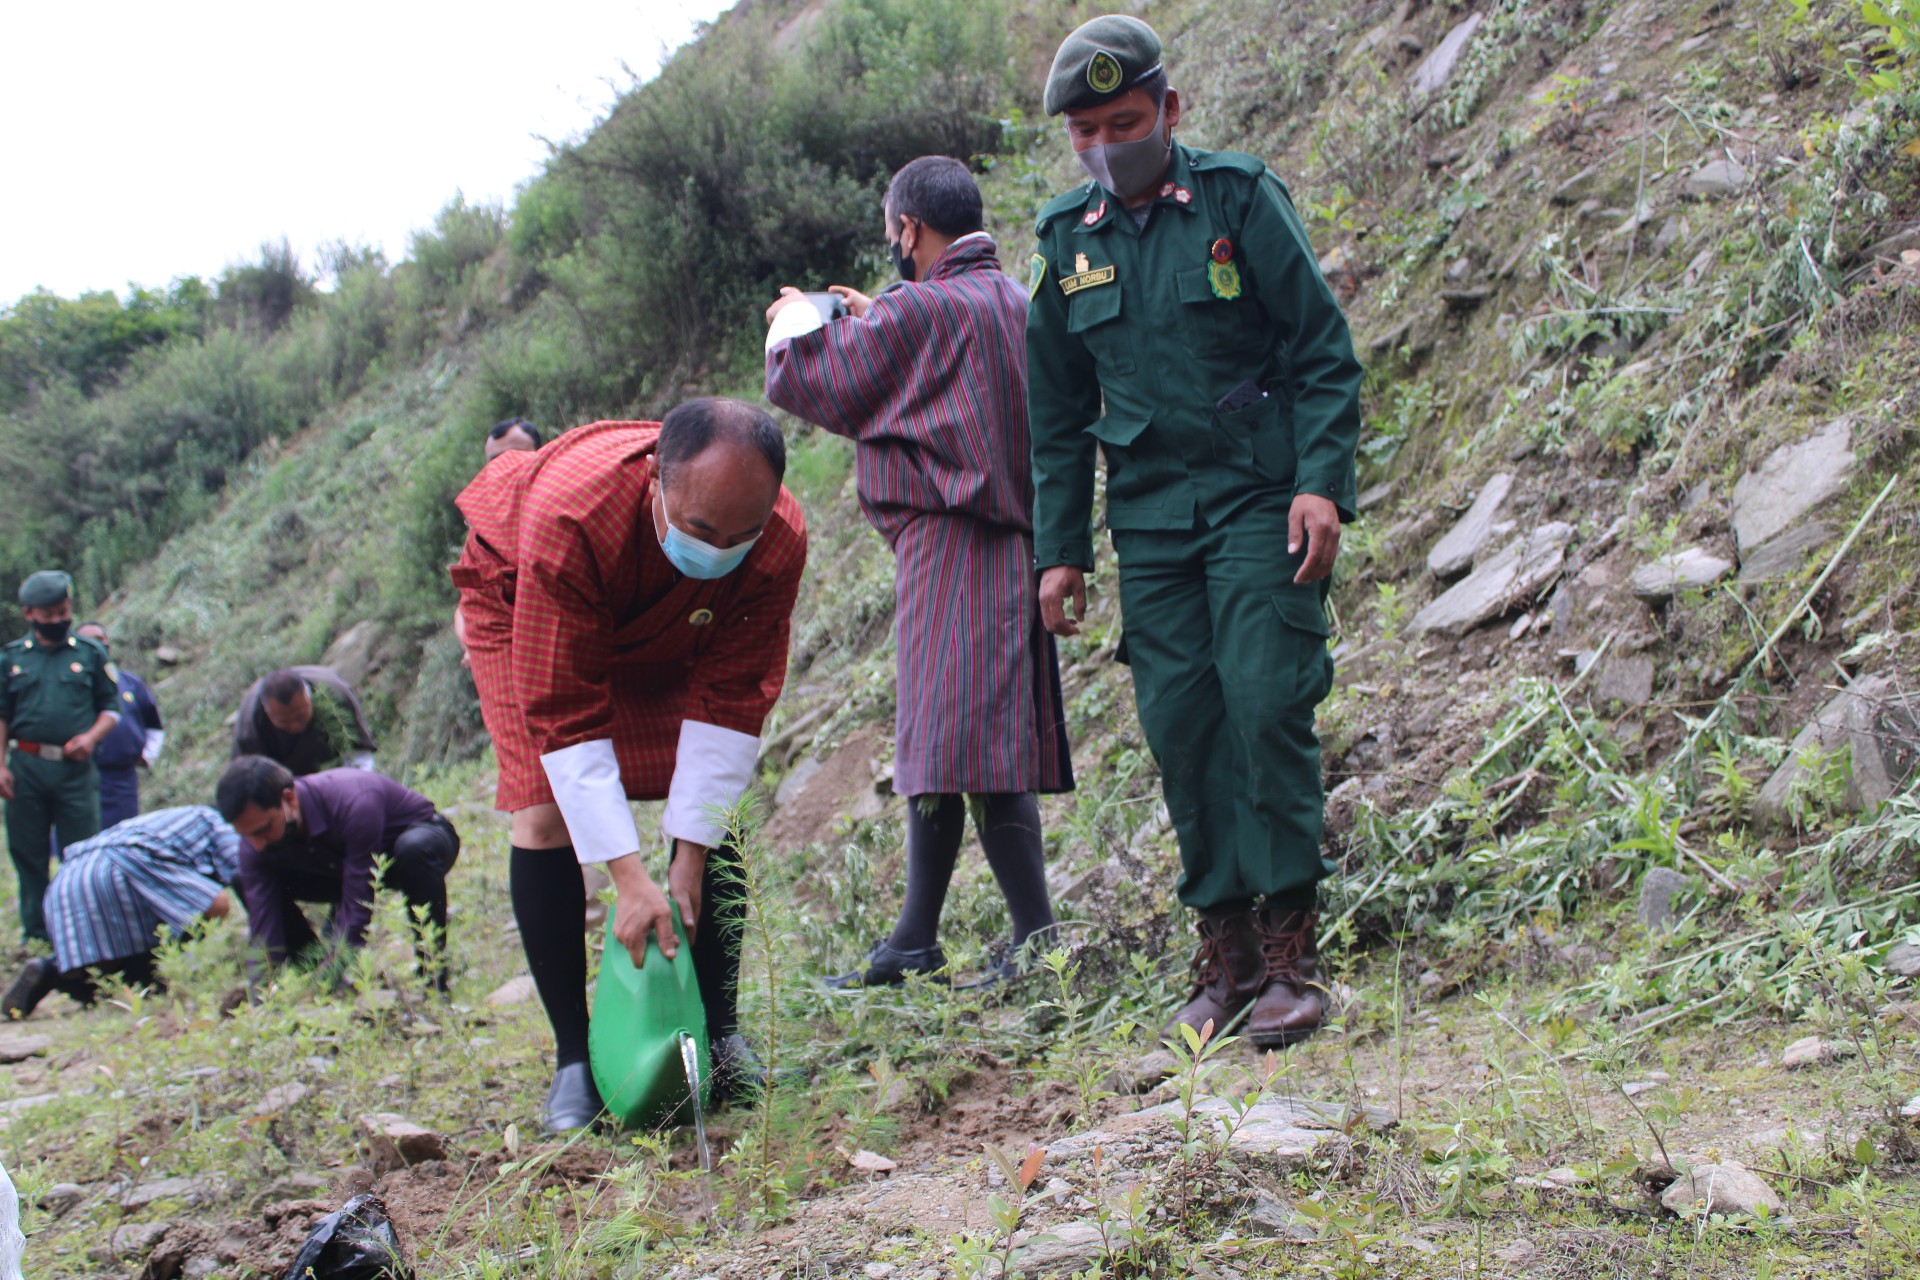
[142,729,166,765]
[764,298,825,352]
[348,751,377,771]
[661,720,760,848]
[541,738,642,865]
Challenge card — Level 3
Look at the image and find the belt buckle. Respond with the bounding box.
[41,743,66,763]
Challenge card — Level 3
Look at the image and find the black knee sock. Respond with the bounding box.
[1266,883,1319,914]
[977,793,1055,949]
[887,795,966,953]
[686,844,745,1041]
[510,845,590,1069]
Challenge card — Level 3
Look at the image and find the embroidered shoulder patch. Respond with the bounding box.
[1029,253,1047,299]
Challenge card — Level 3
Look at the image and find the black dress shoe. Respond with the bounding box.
[3,957,57,1021]
[823,941,949,989]
[540,1062,604,1134]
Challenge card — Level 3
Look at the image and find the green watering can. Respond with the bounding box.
[588,913,711,1130]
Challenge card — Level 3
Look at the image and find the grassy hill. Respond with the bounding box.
[1,0,1917,1275]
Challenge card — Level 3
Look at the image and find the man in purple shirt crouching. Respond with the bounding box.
[216,756,460,991]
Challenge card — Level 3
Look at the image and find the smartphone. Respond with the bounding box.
[1214,378,1266,414]
[802,292,850,323]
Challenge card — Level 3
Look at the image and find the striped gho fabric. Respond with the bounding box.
[766,235,1073,797]
[45,806,241,972]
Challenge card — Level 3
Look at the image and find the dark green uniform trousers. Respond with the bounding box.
[5,749,101,941]
[1112,498,1335,911]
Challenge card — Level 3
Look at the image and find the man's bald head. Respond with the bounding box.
[651,397,787,553]
[657,397,786,489]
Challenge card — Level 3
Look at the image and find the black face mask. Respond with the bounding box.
[889,237,916,283]
[32,620,71,645]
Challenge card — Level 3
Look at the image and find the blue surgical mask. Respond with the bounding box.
[657,487,758,579]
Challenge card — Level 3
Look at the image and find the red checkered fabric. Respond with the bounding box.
[450,421,807,812]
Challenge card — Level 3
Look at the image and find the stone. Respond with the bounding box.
[1900,1096,1919,1122]
[1245,1193,1316,1240]
[1630,547,1733,602]
[121,1174,224,1208]
[1009,1223,1105,1275]
[1676,33,1713,54]
[1410,523,1574,637]
[1659,1163,1786,1217]
[154,644,183,665]
[1887,942,1920,978]
[1732,420,1855,555]
[358,1113,448,1174]
[92,1221,171,1261]
[1104,1048,1179,1094]
[485,975,537,1007]
[774,755,823,808]
[1427,474,1515,578]
[1441,286,1493,312]
[1046,1095,1391,1168]
[0,1032,51,1063]
[1595,653,1657,708]
[1638,867,1687,932]
[848,1149,898,1174]
[1684,159,1748,198]
[1738,521,1835,583]
[1445,256,1473,284]
[1410,13,1484,99]
[37,1182,84,1217]
[252,1083,310,1117]
[321,619,388,688]
[1779,1036,1852,1069]
[1754,674,1920,827]
[186,1257,223,1279]
[1357,481,1395,512]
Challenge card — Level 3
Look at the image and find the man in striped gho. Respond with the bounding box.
[765,156,1075,990]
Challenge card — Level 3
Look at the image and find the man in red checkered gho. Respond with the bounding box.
[451,397,807,1132]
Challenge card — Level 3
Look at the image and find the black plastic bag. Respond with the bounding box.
[283,1194,415,1280]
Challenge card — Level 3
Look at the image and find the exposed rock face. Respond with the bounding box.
[1594,653,1656,708]
[1754,674,1920,827]
[1637,867,1687,931]
[1732,420,1855,557]
[1659,1163,1785,1217]
[1044,1095,1393,1168]
[1410,13,1485,98]
[485,974,537,1006]
[1738,521,1836,583]
[1427,473,1516,578]
[1684,158,1749,197]
[321,619,389,688]
[1009,1223,1105,1275]
[1779,1036,1851,1069]
[1629,547,1732,602]
[1887,941,1920,978]
[1411,523,1574,636]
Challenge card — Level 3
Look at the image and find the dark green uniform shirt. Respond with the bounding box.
[1026,143,1364,570]
[0,633,118,745]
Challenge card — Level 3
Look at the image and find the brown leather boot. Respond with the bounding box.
[1245,907,1327,1048]
[1161,908,1264,1046]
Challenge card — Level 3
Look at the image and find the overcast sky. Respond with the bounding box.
[0,1,732,304]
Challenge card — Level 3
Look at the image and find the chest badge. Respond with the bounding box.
[689,608,714,627]
[1074,252,1090,273]
[1208,238,1243,301]
[70,661,83,673]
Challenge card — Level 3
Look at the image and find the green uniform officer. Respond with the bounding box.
[1027,15,1363,1050]
[0,571,119,943]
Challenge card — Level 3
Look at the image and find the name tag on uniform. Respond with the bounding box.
[1059,265,1116,296]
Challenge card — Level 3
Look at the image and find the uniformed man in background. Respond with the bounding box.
[0,572,120,943]
[1026,16,1363,1049]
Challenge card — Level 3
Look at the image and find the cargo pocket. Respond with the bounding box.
[1067,283,1134,375]
[1270,589,1333,710]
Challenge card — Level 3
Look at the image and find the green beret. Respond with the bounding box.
[18,570,71,609]
[1044,15,1164,116]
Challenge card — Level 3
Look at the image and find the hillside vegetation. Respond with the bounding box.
[1,0,1918,1276]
